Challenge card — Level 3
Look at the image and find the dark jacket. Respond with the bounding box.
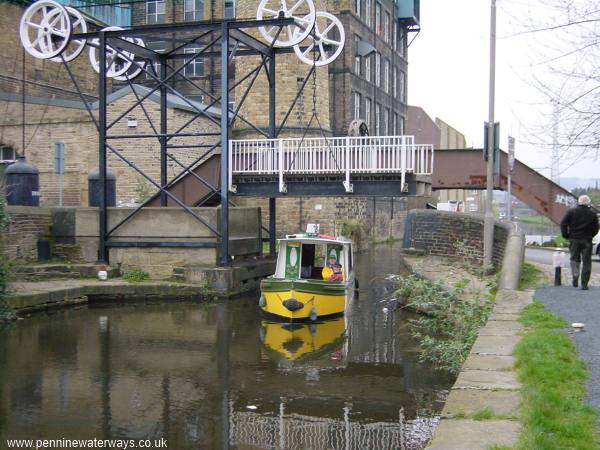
[560,205,599,240]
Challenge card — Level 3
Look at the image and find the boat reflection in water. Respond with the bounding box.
[259,317,347,366]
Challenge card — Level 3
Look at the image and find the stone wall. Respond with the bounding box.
[5,205,262,277]
[235,195,432,245]
[5,206,52,261]
[0,90,219,207]
[402,210,511,269]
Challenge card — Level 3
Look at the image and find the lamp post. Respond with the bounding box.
[483,0,497,269]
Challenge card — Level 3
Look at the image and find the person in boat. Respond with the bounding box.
[329,263,344,282]
[322,256,338,280]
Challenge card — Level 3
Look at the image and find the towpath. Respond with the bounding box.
[527,249,600,426]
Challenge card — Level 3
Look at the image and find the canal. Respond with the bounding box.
[0,244,454,449]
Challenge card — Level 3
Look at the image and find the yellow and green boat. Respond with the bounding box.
[259,230,356,321]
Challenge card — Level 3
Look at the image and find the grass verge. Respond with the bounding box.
[514,301,599,450]
[519,262,543,290]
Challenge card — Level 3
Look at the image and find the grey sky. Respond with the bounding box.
[408,0,600,181]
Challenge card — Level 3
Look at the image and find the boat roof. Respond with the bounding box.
[278,233,353,245]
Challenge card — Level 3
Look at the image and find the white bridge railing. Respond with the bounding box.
[229,135,434,193]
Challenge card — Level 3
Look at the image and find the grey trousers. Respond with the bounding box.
[569,238,593,286]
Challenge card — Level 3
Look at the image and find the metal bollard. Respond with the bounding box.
[553,251,562,286]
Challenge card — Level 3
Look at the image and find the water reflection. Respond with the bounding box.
[259,318,347,365]
[0,244,453,450]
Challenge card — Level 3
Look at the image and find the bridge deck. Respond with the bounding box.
[229,135,434,195]
[432,149,589,224]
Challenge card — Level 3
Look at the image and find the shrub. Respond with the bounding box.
[0,197,15,320]
[395,275,494,374]
[122,268,150,283]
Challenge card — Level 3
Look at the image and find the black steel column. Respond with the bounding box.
[98,31,108,263]
[268,54,276,257]
[160,56,168,206]
[219,22,230,267]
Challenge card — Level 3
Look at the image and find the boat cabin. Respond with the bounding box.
[274,233,354,282]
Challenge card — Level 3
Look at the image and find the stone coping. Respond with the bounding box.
[426,289,533,450]
[7,278,234,314]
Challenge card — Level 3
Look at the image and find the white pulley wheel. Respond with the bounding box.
[113,38,147,81]
[49,6,88,62]
[257,0,316,48]
[19,0,72,59]
[88,26,134,78]
[293,12,345,67]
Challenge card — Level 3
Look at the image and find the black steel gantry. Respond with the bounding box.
[62,15,304,266]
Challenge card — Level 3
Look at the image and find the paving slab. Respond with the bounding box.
[453,369,520,390]
[441,390,520,418]
[427,419,520,450]
[471,334,520,356]
[463,354,515,371]
[479,320,523,336]
[487,312,521,321]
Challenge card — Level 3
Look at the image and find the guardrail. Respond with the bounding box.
[229,135,434,193]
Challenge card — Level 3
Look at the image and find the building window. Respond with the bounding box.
[146,0,165,24]
[375,52,380,87]
[398,27,406,58]
[0,145,16,162]
[393,21,397,51]
[354,0,361,17]
[224,0,235,18]
[188,94,204,104]
[365,0,372,27]
[393,112,398,135]
[365,98,371,127]
[384,11,390,42]
[184,47,204,78]
[384,58,390,93]
[146,41,166,79]
[375,2,381,35]
[400,70,406,102]
[365,54,371,82]
[393,66,397,97]
[354,92,361,120]
[384,108,390,135]
[354,36,361,76]
[375,103,381,135]
[400,116,405,135]
[184,0,203,21]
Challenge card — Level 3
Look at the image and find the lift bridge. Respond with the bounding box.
[29,1,585,270]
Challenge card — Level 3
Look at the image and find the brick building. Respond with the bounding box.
[2,0,428,239]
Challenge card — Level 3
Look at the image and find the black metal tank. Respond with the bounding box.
[88,168,116,207]
[5,156,40,206]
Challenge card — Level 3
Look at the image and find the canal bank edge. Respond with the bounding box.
[398,227,529,449]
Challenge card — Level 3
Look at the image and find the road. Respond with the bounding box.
[525,247,600,266]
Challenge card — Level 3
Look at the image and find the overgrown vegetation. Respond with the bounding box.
[395,276,494,374]
[515,301,598,450]
[0,197,15,321]
[122,268,150,283]
[519,262,543,290]
[540,235,569,248]
[134,176,154,204]
[338,219,365,249]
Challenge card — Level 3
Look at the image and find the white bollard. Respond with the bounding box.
[553,251,562,286]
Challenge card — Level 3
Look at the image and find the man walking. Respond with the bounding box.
[560,195,599,290]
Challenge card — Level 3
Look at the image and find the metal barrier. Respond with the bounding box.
[229,135,434,193]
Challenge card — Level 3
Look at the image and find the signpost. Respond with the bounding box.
[507,136,515,221]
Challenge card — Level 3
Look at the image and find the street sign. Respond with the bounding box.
[508,136,515,171]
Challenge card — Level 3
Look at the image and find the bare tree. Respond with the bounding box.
[506,0,600,173]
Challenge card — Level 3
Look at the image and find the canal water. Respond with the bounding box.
[0,244,454,450]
